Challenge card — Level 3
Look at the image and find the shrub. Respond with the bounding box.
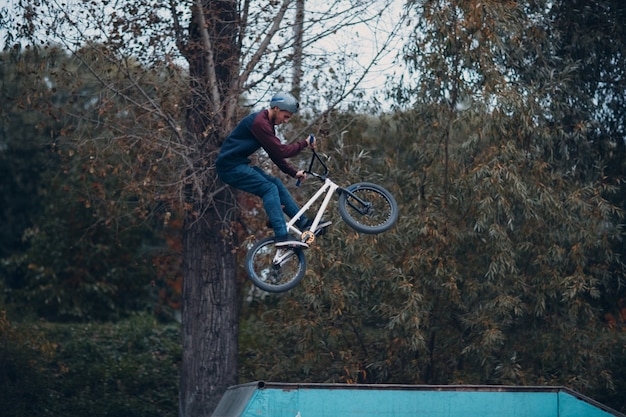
[0,312,181,417]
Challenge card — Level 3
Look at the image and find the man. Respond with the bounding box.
[216,92,328,248]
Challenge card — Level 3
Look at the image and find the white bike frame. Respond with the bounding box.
[272,178,338,266]
[286,177,339,238]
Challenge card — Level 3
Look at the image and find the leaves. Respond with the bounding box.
[240,2,626,412]
[3,0,626,414]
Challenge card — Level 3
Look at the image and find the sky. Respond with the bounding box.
[0,0,409,109]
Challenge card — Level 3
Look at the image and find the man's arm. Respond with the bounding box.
[251,112,308,177]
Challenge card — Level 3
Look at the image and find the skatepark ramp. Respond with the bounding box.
[212,381,624,417]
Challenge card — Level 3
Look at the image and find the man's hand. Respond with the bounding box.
[295,170,307,182]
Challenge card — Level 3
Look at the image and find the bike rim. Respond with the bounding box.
[250,244,304,289]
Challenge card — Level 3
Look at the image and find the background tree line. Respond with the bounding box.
[2,0,626,416]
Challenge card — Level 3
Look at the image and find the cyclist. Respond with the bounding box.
[216,92,328,248]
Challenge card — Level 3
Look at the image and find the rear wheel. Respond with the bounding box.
[245,236,307,292]
[338,182,399,234]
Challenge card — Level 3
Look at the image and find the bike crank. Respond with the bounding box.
[300,230,315,245]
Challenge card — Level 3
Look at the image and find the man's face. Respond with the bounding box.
[274,109,293,125]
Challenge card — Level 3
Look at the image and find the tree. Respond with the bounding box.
[240,1,626,411]
[4,1,406,414]
[389,0,625,397]
[0,46,172,320]
[547,0,626,328]
[0,48,55,261]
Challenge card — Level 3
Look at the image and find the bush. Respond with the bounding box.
[0,312,181,417]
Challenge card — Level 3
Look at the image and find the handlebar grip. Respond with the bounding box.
[296,178,301,187]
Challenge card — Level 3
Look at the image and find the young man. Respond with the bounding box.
[216,92,328,248]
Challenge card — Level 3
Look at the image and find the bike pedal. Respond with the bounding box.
[275,239,309,249]
[313,221,332,236]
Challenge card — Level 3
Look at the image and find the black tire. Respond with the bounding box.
[245,236,307,292]
[338,182,399,234]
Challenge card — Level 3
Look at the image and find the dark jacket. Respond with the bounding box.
[215,110,307,177]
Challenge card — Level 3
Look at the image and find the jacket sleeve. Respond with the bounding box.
[251,114,307,177]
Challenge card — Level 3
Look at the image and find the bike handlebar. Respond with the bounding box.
[296,134,328,186]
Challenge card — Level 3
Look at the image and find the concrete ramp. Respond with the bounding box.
[212,382,624,417]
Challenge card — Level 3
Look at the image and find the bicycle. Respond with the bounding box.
[245,135,399,293]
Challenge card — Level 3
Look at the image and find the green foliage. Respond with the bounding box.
[240,1,626,414]
[3,1,626,415]
[0,311,181,417]
[2,199,159,320]
[0,48,63,260]
[239,103,626,408]
[0,46,183,321]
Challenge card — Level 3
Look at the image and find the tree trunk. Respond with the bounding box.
[179,1,240,416]
[180,190,238,417]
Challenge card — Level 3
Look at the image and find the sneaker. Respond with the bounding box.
[275,236,309,249]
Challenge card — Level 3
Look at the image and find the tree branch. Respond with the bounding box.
[193,0,221,109]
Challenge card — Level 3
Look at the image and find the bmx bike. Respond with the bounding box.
[245,138,399,293]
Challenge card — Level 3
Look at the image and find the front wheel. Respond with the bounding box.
[338,182,399,234]
[245,236,307,292]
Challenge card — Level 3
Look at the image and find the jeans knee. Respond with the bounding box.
[259,183,281,206]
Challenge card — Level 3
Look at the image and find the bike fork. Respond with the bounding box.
[339,187,373,215]
[273,249,294,268]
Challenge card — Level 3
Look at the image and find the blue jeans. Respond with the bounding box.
[216,164,306,238]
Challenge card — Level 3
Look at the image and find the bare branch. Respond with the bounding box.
[169,0,187,58]
[239,0,292,88]
[192,0,221,108]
